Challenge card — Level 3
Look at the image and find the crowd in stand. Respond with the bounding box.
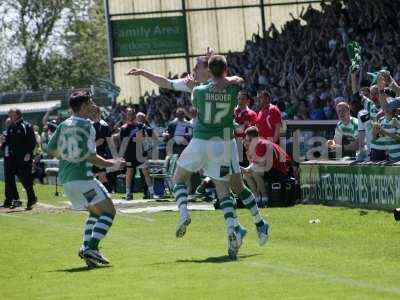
[8,0,400,206]
[100,0,400,125]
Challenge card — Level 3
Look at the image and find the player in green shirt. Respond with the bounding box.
[48,91,125,268]
[127,52,269,252]
[173,55,268,259]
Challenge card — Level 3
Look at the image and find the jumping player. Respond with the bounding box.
[127,53,269,247]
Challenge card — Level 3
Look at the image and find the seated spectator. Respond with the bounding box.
[327,102,359,158]
[371,98,400,162]
[165,108,191,155]
[241,126,291,208]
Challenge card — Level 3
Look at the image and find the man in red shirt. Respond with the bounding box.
[234,91,257,166]
[256,89,282,143]
[242,126,291,207]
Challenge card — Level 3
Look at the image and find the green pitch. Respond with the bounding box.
[0,184,399,300]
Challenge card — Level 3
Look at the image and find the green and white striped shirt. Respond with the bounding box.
[373,116,400,161]
[363,96,382,150]
[334,116,359,143]
[363,97,380,120]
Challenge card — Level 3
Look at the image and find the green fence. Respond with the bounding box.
[300,160,400,210]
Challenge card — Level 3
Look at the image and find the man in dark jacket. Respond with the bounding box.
[0,118,20,208]
[1,109,38,210]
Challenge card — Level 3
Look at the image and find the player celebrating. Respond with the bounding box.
[171,55,244,258]
[48,91,125,267]
[127,53,269,248]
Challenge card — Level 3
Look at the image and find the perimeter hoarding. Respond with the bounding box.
[300,161,400,210]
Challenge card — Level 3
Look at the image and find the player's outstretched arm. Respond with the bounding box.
[126,68,172,90]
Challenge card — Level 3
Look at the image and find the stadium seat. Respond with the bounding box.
[147,154,179,196]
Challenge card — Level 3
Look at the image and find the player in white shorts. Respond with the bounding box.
[48,91,125,267]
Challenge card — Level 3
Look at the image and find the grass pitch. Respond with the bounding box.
[0,183,400,300]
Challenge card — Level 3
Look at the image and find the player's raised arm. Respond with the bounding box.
[126,68,173,90]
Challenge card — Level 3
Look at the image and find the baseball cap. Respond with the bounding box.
[384,97,400,111]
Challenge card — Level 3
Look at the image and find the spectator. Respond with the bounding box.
[372,98,400,161]
[166,108,192,155]
[309,96,326,120]
[119,108,143,200]
[234,90,257,165]
[255,89,282,143]
[327,102,359,158]
[149,113,167,160]
[91,106,112,192]
[294,100,310,120]
[32,125,44,184]
[136,112,157,199]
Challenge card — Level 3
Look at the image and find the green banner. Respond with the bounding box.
[300,163,400,210]
[112,16,187,57]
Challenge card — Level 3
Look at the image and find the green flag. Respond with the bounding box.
[346,41,362,72]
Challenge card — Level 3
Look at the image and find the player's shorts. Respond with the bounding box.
[177,138,240,181]
[63,179,110,210]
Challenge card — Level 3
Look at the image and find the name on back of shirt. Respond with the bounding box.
[205,92,232,102]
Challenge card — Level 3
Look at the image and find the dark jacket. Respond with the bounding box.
[5,118,37,158]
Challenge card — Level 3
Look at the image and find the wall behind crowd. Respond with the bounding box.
[109,0,321,102]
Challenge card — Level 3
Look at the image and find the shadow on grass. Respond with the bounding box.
[5,208,28,214]
[55,265,112,273]
[176,253,260,264]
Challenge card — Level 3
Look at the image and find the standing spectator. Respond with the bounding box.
[372,98,400,162]
[149,114,167,160]
[0,118,20,208]
[294,100,310,120]
[255,89,282,143]
[32,125,45,184]
[309,96,327,120]
[327,102,359,158]
[120,108,143,200]
[2,109,37,210]
[136,112,156,199]
[91,106,112,192]
[234,90,257,165]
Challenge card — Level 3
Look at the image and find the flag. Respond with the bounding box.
[94,79,121,98]
[346,41,362,72]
